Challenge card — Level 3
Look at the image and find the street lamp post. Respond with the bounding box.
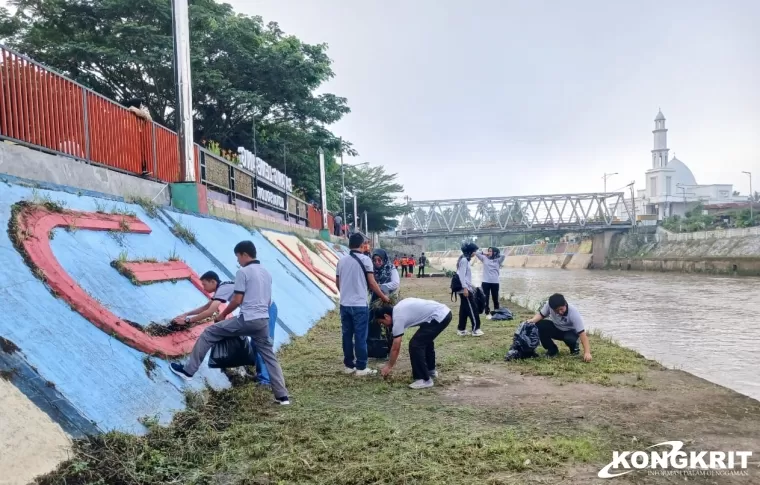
[743,171,753,223]
[602,172,618,194]
[340,139,346,225]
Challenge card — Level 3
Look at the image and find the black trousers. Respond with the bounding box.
[536,319,580,356]
[409,312,452,380]
[457,293,481,331]
[481,282,500,314]
[400,265,407,277]
[418,265,425,276]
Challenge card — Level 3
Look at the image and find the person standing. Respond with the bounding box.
[170,241,290,405]
[375,298,453,389]
[456,242,482,337]
[336,233,390,376]
[407,255,416,278]
[474,247,506,318]
[417,253,427,277]
[334,214,343,237]
[399,254,408,277]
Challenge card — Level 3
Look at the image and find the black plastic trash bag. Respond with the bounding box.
[504,322,540,361]
[209,336,257,369]
[474,287,487,314]
[367,319,392,359]
[490,308,514,321]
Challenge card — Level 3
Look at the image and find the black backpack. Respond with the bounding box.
[450,256,464,301]
[474,287,487,314]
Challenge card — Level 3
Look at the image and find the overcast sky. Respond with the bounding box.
[241,0,760,202]
[3,0,759,201]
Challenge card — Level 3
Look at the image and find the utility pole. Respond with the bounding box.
[318,147,327,232]
[364,211,368,235]
[353,194,358,231]
[171,0,195,181]
[603,172,618,194]
[628,181,636,231]
[340,138,346,223]
[743,171,753,223]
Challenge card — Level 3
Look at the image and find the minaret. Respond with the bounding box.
[651,109,669,168]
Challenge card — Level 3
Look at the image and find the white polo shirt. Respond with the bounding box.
[391,298,451,338]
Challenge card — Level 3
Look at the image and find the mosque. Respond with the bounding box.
[623,110,743,221]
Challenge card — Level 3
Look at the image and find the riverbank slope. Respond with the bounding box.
[38,278,760,485]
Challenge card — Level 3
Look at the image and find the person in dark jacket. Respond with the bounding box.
[417,253,427,277]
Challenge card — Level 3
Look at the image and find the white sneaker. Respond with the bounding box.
[457,330,469,337]
[429,370,438,379]
[355,368,377,377]
[472,329,485,337]
[409,379,434,389]
[343,366,356,374]
[486,315,493,320]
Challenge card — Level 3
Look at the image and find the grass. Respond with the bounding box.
[37,278,659,485]
[295,232,319,255]
[171,220,197,245]
[125,196,161,219]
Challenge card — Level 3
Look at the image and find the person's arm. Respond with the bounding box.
[528,303,550,324]
[380,268,400,294]
[499,254,506,265]
[186,300,222,324]
[579,332,592,362]
[381,336,403,376]
[474,252,486,262]
[173,301,211,323]
[457,258,469,297]
[216,270,245,322]
[367,273,390,303]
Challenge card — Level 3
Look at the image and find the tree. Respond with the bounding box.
[0,0,352,203]
[343,164,409,232]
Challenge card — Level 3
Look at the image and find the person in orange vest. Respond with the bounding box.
[407,255,416,278]
[399,255,408,277]
[393,256,400,270]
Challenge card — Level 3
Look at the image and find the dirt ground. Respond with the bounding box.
[404,277,760,484]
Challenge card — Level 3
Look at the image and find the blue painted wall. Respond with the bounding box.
[162,211,335,346]
[0,182,337,434]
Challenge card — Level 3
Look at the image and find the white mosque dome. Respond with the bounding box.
[667,156,697,187]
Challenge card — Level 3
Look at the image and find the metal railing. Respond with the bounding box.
[0,43,183,181]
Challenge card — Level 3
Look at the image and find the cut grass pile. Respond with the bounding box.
[36,278,656,485]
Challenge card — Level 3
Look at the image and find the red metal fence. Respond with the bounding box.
[0,44,338,232]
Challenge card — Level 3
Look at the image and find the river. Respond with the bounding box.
[490,268,760,401]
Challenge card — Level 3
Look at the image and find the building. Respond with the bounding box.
[625,110,743,221]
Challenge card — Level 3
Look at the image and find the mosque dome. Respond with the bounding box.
[655,110,666,121]
[667,156,697,187]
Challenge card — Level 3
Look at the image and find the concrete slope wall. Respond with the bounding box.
[0,178,339,483]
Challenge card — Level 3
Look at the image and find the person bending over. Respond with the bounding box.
[526,293,592,362]
[336,233,390,376]
[475,247,506,317]
[375,298,452,389]
[171,241,290,405]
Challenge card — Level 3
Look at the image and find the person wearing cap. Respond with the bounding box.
[374,298,453,389]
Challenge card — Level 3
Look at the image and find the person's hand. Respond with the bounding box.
[380,365,392,377]
[214,313,226,323]
[172,315,187,325]
[462,289,469,298]
[583,352,592,363]
[381,295,391,304]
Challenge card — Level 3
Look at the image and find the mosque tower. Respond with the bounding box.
[652,109,669,169]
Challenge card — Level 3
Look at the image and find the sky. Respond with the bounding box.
[3,0,759,202]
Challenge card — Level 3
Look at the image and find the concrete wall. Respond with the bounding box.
[0,178,342,482]
[0,141,170,205]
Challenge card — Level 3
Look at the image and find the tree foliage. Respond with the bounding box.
[0,0,377,206]
[342,164,408,232]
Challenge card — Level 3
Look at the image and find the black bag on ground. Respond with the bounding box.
[504,322,540,361]
[209,336,257,369]
[367,321,392,359]
[474,287,487,314]
[491,308,514,321]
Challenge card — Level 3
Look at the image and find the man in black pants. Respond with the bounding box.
[417,253,427,277]
[526,293,592,362]
[375,298,452,389]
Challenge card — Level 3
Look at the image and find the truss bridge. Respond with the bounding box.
[393,192,633,237]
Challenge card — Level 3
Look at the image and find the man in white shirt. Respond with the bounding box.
[374,298,453,389]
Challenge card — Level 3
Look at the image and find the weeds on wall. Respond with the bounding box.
[171,220,197,245]
[125,196,160,219]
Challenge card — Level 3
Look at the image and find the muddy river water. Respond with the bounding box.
[490,268,760,401]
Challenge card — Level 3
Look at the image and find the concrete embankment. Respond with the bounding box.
[427,241,593,272]
[606,230,760,276]
[0,173,349,483]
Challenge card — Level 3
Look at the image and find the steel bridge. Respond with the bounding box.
[392,192,633,237]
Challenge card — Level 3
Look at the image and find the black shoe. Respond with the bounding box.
[170,363,193,381]
[545,350,559,358]
[275,396,291,406]
[570,348,580,355]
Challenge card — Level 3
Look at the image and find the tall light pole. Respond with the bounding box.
[353,194,358,231]
[742,171,753,222]
[602,172,618,194]
[340,138,346,223]
[318,147,328,232]
[171,0,195,181]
